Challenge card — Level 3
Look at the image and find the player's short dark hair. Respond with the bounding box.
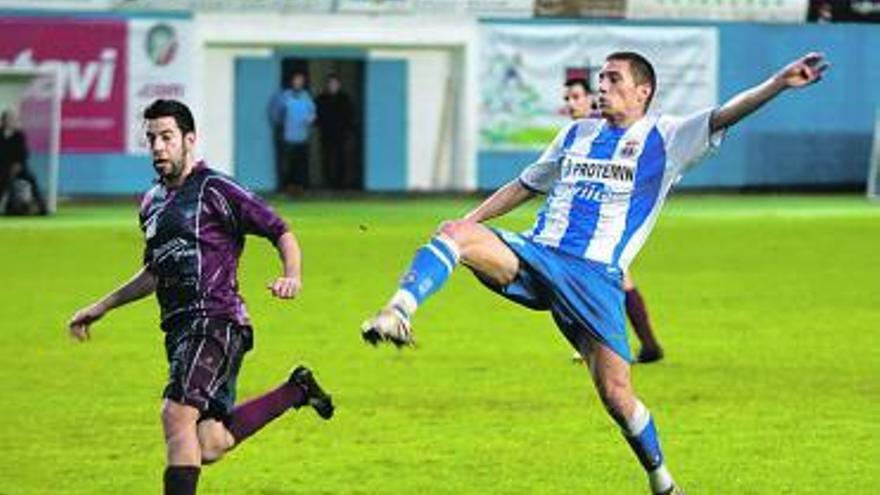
[143,99,196,136]
[606,51,656,110]
[564,77,592,94]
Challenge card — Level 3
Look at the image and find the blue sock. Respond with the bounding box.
[625,414,664,471]
[622,400,664,470]
[397,235,460,308]
[621,401,674,494]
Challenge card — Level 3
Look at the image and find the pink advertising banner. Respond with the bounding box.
[0,17,127,153]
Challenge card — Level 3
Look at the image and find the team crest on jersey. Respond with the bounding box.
[620,139,641,159]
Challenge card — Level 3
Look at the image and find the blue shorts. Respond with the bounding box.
[479,228,631,363]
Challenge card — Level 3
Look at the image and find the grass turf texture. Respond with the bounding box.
[0,195,877,494]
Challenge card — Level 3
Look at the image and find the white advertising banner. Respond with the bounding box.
[336,0,412,13]
[338,0,533,15]
[480,24,718,150]
[127,18,196,154]
[626,0,809,23]
[0,0,112,9]
[416,0,535,16]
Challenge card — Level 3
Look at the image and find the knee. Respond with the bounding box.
[198,421,235,465]
[161,404,183,433]
[437,219,475,245]
[161,403,196,445]
[198,431,227,464]
[200,445,225,465]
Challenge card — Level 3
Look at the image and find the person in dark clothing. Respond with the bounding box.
[0,108,47,215]
[67,99,334,495]
[267,88,287,193]
[315,74,355,189]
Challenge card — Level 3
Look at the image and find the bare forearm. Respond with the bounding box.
[711,77,787,133]
[276,231,302,278]
[463,180,536,223]
[97,267,157,312]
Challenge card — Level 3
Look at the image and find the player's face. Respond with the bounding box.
[564,85,593,119]
[146,116,194,184]
[597,60,652,123]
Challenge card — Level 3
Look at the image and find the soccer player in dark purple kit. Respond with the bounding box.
[67,99,334,495]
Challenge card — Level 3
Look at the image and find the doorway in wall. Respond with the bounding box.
[279,57,365,191]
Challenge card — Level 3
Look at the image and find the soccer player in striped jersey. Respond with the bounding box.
[564,76,664,364]
[68,99,334,495]
[361,52,828,494]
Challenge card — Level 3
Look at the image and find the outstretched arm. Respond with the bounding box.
[68,267,157,341]
[266,231,302,299]
[710,52,829,133]
[462,179,536,224]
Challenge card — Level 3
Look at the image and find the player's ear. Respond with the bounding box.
[636,84,652,106]
[184,131,196,149]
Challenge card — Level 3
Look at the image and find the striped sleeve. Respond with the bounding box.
[657,108,725,176]
[517,122,576,194]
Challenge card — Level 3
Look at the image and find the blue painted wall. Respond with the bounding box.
[59,154,153,195]
[477,22,880,190]
[365,59,408,191]
[234,57,280,192]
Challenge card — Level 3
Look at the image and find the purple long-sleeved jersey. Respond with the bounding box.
[139,162,288,329]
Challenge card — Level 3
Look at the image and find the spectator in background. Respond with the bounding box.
[315,73,355,189]
[267,86,287,194]
[0,107,47,215]
[271,71,315,194]
[817,1,834,22]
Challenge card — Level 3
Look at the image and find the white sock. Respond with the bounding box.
[389,289,418,318]
[649,464,674,494]
[623,400,651,436]
[434,233,461,262]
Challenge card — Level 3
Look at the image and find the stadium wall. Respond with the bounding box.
[478,21,880,190]
[196,12,480,193]
[1,10,480,195]
[2,11,877,194]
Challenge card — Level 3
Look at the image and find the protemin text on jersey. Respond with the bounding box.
[561,158,636,183]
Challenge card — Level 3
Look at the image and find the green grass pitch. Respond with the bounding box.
[0,195,877,494]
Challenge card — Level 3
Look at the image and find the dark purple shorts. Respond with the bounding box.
[163,317,253,421]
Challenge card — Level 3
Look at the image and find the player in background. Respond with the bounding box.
[564,77,664,364]
[67,99,334,495]
[360,52,828,494]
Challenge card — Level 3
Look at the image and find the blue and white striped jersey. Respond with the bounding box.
[519,109,723,274]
